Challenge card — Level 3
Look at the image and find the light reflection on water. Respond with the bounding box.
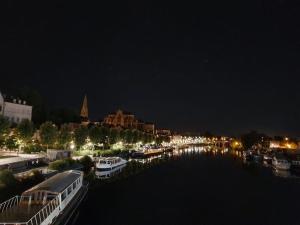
[95,147,300,180]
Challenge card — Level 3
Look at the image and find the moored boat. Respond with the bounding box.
[272,154,291,170]
[0,170,85,225]
[96,157,127,171]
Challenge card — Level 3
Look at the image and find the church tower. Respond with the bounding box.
[80,94,89,124]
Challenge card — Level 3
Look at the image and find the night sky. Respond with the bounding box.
[1,1,300,136]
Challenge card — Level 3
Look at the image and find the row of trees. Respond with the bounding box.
[39,122,168,150]
[0,116,170,152]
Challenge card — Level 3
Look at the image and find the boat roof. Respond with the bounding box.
[99,157,121,160]
[0,156,43,166]
[23,170,82,195]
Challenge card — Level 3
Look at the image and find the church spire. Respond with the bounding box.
[80,94,89,122]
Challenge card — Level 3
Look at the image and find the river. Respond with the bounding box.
[73,147,300,225]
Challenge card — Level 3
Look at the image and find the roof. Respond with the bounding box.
[0,156,44,167]
[23,170,82,195]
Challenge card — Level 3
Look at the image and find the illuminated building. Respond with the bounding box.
[103,110,155,134]
[0,91,32,123]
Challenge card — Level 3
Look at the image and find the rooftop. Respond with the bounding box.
[23,170,82,195]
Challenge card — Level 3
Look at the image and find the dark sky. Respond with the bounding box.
[1,0,300,136]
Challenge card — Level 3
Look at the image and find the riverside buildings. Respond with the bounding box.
[0,91,32,123]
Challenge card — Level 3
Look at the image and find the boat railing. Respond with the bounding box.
[25,196,60,225]
[0,195,60,225]
[0,196,21,213]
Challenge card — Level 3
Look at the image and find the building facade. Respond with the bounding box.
[103,110,155,134]
[103,110,139,129]
[156,129,172,137]
[0,91,32,123]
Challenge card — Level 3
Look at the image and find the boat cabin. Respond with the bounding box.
[0,170,83,225]
[98,157,122,165]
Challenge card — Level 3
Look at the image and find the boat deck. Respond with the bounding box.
[0,202,44,223]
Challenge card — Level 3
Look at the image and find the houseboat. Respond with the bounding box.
[272,154,291,170]
[95,157,127,179]
[0,170,84,225]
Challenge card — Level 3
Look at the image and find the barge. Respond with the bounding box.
[0,170,85,225]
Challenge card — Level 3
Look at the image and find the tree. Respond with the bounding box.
[109,128,119,145]
[74,126,88,149]
[99,126,109,144]
[58,124,72,149]
[89,126,102,145]
[40,122,58,149]
[132,130,139,143]
[241,131,262,150]
[5,136,19,151]
[0,116,10,138]
[0,170,18,188]
[17,119,35,144]
[79,155,93,173]
[124,129,133,144]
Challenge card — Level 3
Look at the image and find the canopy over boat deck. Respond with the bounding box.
[23,170,81,196]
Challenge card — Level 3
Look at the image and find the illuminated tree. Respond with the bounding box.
[40,122,58,149]
[74,125,88,149]
[0,116,9,138]
[89,126,102,145]
[17,119,35,144]
[109,128,119,145]
[58,124,72,149]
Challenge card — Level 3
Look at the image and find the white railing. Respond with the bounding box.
[0,196,60,225]
[0,196,20,213]
[26,196,60,225]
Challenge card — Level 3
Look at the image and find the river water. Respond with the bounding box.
[73,147,300,225]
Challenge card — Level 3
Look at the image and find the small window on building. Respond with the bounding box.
[0,105,2,112]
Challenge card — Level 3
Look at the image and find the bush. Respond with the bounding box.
[49,158,75,171]
[23,144,46,154]
[0,170,18,188]
[79,155,94,173]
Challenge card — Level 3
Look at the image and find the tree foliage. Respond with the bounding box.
[58,124,72,149]
[241,131,263,150]
[17,119,35,143]
[79,155,93,173]
[0,116,10,137]
[0,170,18,188]
[74,126,88,149]
[89,126,102,144]
[40,122,58,148]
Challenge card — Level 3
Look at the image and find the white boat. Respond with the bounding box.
[0,170,84,225]
[272,155,291,170]
[95,157,127,179]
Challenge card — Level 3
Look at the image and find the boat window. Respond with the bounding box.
[97,168,112,171]
[68,187,72,195]
[61,192,67,201]
[73,182,76,189]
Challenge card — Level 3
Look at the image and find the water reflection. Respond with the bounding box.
[273,169,292,178]
[235,149,300,179]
